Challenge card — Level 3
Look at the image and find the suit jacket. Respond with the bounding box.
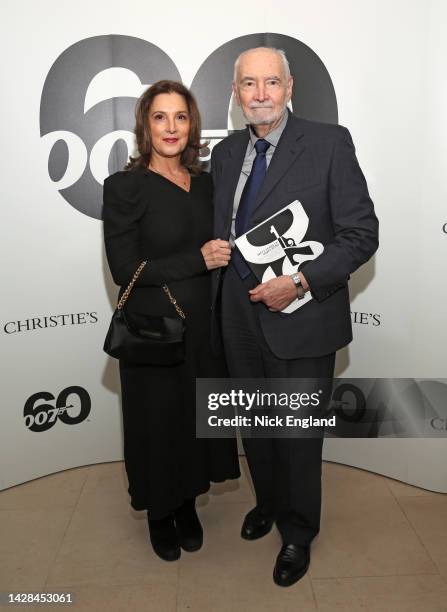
[210,111,379,359]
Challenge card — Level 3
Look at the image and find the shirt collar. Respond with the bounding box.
[247,109,289,153]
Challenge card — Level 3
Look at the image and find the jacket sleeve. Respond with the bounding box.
[302,127,379,302]
[102,171,207,287]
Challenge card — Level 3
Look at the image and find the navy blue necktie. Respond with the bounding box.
[233,138,271,278]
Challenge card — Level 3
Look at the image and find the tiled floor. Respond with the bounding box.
[1,459,446,611]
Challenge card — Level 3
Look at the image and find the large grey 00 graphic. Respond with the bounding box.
[40,35,181,219]
[40,33,337,220]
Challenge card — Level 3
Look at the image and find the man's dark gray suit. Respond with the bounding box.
[211,110,378,546]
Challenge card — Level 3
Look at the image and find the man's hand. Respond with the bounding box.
[200,239,231,270]
[249,273,309,311]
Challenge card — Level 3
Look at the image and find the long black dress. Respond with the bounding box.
[103,166,240,519]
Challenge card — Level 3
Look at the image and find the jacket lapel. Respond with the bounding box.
[218,129,249,236]
[251,113,305,216]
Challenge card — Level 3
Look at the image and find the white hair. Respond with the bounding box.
[233,47,291,83]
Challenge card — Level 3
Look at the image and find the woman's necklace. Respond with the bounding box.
[149,164,190,190]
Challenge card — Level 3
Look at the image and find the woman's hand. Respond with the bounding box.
[201,239,231,270]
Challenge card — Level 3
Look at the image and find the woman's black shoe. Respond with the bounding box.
[174,498,203,552]
[148,513,181,561]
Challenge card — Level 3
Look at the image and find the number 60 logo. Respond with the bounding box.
[23,386,91,432]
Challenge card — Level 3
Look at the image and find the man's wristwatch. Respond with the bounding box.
[290,272,306,300]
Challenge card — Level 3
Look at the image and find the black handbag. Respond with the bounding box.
[103,261,186,366]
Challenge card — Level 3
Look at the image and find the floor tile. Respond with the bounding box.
[311,464,438,578]
[398,496,447,578]
[3,459,446,611]
[322,461,393,500]
[312,574,447,611]
[70,462,130,514]
[45,464,178,588]
[386,478,446,499]
[177,502,317,611]
[32,583,176,612]
[0,466,90,511]
[0,507,74,591]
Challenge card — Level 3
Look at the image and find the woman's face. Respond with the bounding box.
[148,92,191,161]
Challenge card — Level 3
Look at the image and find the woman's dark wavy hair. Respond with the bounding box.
[125,80,205,174]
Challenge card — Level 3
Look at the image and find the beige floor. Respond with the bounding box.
[1,460,447,612]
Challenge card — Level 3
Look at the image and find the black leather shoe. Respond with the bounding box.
[241,508,274,540]
[273,544,310,587]
[174,499,203,552]
[148,514,181,562]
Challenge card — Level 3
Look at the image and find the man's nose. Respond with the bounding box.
[254,84,267,101]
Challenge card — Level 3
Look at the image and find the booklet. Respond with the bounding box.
[234,200,324,314]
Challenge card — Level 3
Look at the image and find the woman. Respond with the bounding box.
[103,80,239,561]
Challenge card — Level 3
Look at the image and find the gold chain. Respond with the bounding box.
[117,261,147,310]
[117,260,186,320]
[162,285,186,319]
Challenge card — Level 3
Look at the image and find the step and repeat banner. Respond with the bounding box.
[1,0,446,491]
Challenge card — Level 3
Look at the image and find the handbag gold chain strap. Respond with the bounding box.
[117,261,186,320]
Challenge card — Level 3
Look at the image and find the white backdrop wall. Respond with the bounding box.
[1,0,446,491]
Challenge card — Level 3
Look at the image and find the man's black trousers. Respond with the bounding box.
[221,264,335,546]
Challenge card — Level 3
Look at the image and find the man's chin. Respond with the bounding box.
[244,110,282,127]
[249,119,274,126]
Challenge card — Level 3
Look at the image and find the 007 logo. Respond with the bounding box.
[23,386,91,432]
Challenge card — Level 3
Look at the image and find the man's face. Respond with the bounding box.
[233,49,293,127]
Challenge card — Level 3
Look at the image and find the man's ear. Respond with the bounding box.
[232,82,241,106]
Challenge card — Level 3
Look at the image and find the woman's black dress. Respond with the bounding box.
[103,167,240,519]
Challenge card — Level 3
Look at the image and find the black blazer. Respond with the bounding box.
[211,111,379,359]
[103,168,211,317]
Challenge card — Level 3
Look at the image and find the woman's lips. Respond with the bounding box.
[163,138,178,143]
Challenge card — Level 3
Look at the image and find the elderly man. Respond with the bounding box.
[210,47,378,587]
